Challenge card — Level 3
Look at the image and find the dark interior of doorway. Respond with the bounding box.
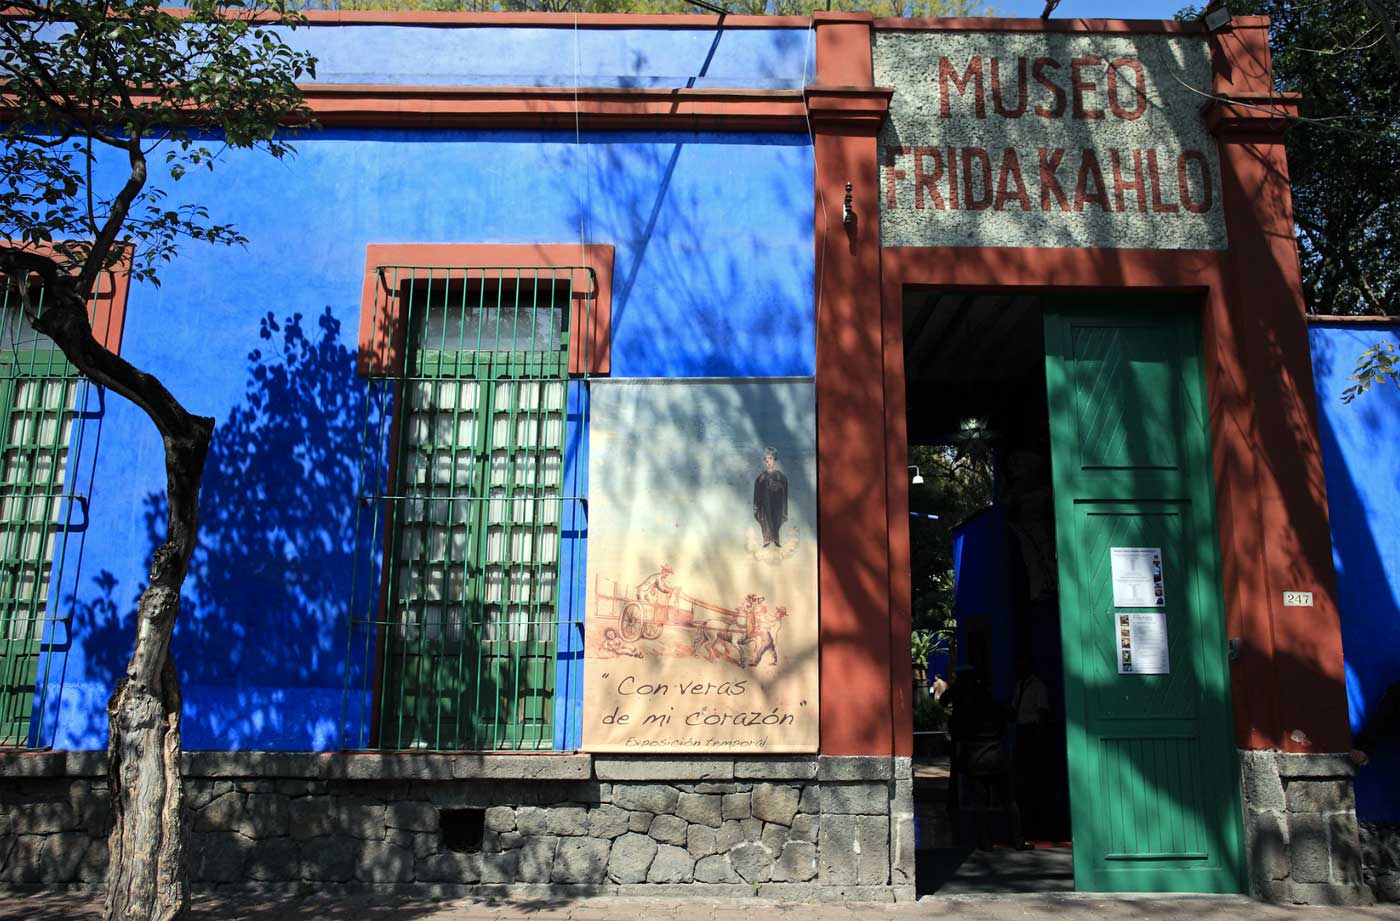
[905,289,1073,895]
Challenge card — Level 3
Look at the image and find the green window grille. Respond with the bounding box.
[348,266,584,751]
[0,282,85,748]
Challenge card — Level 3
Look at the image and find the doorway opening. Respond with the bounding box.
[904,290,1073,895]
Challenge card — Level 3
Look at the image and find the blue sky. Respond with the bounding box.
[995,0,1191,19]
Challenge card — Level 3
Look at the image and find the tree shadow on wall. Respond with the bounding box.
[68,308,377,750]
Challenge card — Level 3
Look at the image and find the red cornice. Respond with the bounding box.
[802,85,892,131]
[872,15,1250,33]
[301,84,810,132]
[812,11,874,22]
[0,8,809,29]
[1308,314,1400,326]
[0,83,890,133]
[1204,93,1301,137]
[0,7,805,27]
[5,7,1238,33]
[281,9,812,28]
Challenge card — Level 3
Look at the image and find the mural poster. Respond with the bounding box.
[582,378,818,753]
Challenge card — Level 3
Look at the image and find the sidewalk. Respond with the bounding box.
[4,893,1399,921]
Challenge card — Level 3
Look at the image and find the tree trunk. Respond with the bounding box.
[102,433,212,921]
[105,655,186,921]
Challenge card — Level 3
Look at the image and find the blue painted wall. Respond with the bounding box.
[951,506,1013,704]
[292,24,814,89]
[39,126,814,751]
[1308,322,1400,823]
[36,22,814,90]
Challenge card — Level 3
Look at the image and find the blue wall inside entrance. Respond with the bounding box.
[1308,322,1400,823]
[40,126,814,751]
[951,506,1014,705]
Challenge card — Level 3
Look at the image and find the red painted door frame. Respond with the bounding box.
[811,14,1351,757]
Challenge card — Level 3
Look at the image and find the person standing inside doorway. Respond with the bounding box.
[1011,660,1052,841]
[943,663,1029,851]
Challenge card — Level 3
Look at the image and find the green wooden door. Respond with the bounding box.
[1043,301,1245,893]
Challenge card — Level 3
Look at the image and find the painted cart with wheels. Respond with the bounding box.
[592,575,747,643]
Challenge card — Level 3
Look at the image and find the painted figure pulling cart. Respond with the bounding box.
[593,566,787,666]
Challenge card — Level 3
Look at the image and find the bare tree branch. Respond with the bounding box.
[1358,0,1400,67]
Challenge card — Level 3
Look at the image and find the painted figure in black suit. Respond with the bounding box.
[753,447,789,548]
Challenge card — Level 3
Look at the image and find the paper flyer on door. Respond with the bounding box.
[1110,546,1165,607]
[1117,611,1170,675]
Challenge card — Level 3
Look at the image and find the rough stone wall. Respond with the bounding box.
[0,777,110,886]
[1360,822,1399,902]
[0,754,914,901]
[1238,750,1372,905]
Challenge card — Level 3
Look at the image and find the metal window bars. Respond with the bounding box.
[0,279,89,749]
[344,265,592,752]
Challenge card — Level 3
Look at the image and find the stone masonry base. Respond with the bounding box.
[1238,750,1374,905]
[0,753,915,901]
[1360,822,1400,903]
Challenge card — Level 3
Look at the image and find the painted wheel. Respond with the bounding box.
[620,603,644,641]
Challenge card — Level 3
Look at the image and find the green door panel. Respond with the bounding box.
[376,278,569,752]
[1044,302,1244,894]
[0,365,79,747]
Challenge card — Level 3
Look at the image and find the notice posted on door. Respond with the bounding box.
[1117,611,1170,675]
[1110,546,1165,607]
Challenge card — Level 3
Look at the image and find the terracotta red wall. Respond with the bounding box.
[811,13,912,757]
[1207,23,1350,752]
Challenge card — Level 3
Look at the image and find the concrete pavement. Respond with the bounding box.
[2,893,1398,921]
